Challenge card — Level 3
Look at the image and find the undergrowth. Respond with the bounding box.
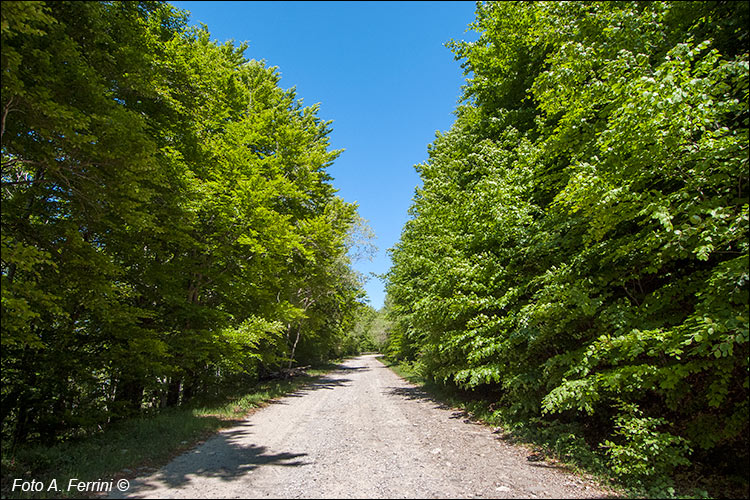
[1,364,336,499]
[380,356,748,500]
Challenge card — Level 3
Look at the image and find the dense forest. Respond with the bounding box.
[385,0,748,490]
[2,0,749,495]
[1,1,372,447]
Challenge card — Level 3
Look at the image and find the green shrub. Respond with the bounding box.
[603,403,691,484]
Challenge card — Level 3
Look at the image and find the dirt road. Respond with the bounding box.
[112,354,614,499]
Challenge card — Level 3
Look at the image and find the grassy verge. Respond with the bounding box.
[378,356,742,500]
[1,364,337,499]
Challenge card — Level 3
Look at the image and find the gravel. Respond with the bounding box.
[111,354,618,499]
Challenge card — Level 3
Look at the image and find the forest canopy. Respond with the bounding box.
[1,0,368,445]
[385,0,748,486]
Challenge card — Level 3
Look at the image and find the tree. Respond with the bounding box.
[387,0,748,485]
[2,0,367,444]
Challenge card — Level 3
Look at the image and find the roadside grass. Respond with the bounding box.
[1,364,338,499]
[378,356,735,500]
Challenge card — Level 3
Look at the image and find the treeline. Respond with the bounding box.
[344,304,391,354]
[386,0,748,488]
[1,1,367,446]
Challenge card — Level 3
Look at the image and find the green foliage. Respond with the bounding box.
[386,0,749,490]
[341,303,392,355]
[1,0,366,447]
[603,403,691,483]
[216,316,285,376]
[340,304,378,355]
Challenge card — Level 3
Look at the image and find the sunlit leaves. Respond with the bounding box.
[1,1,364,443]
[387,0,748,484]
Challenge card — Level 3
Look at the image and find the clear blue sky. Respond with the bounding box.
[171,1,479,309]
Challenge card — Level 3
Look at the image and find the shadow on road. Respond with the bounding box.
[334,364,370,373]
[120,421,309,497]
[383,386,452,411]
[269,362,370,402]
[114,357,377,498]
[270,376,353,402]
[526,461,573,471]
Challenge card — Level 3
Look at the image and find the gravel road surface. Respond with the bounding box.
[112,354,616,499]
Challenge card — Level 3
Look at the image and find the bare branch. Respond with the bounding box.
[0,178,47,187]
[1,96,18,142]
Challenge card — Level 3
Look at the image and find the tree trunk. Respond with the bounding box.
[11,401,31,451]
[287,324,302,371]
[182,380,194,403]
[166,378,181,407]
[114,378,143,415]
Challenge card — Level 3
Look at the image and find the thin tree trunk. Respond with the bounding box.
[166,378,181,407]
[287,324,302,371]
[114,378,144,415]
[182,377,194,403]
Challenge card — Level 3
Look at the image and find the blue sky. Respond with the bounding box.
[171,1,479,309]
